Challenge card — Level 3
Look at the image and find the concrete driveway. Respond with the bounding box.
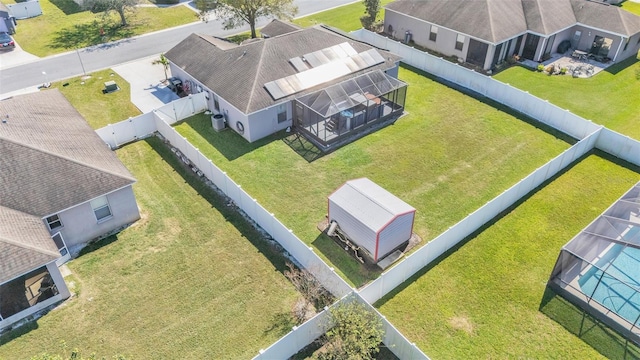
[0,41,39,70]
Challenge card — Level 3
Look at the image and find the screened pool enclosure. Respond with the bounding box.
[294,70,407,148]
[549,182,640,344]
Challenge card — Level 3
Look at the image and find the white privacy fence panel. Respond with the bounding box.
[596,129,640,167]
[7,0,42,19]
[359,129,601,304]
[154,93,207,125]
[350,30,602,140]
[95,112,157,149]
[253,309,331,360]
[155,122,352,298]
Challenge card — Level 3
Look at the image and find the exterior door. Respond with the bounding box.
[522,34,540,60]
[466,38,489,67]
[52,232,70,266]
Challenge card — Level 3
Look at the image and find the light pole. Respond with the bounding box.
[76,48,88,78]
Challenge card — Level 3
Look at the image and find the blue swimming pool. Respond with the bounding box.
[579,240,640,326]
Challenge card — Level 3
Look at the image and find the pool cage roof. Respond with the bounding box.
[550,182,640,342]
[295,70,406,118]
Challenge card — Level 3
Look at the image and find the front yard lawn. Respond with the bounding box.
[174,65,571,286]
[376,154,640,359]
[494,58,640,141]
[8,0,196,57]
[50,69,141,129]
[0,137,300,359]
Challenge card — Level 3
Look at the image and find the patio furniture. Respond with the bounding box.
[572,50,588,61]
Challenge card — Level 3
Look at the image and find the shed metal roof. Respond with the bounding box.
[329,178,415,234]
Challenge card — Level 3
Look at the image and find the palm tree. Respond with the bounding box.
[153,53,170,82]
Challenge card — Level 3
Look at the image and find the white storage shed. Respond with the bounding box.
[328,178,416,262]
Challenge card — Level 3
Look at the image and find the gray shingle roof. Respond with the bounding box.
[0,90,136,217]
[166,26,402,114]
[260,19,301,38]
[0,207,60,284]
[386,0,640,43]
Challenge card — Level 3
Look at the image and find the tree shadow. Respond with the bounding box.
[177,113,284,161]
[49,0,84,15]
[539,286,640,359]
[262,312,296,337]
[49,19,135,50]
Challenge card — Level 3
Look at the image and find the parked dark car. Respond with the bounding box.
[0,32,15,50]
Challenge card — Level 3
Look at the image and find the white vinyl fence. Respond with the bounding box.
[595,128,640,167]
[7,0,42,19]
[359,128,602,304]
[154,92,208,125]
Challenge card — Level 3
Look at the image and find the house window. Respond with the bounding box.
[429,26,438,42]
[277,103,287,123]
[46,214,63,230]
[91,196,112,222]
[455,34,465,51]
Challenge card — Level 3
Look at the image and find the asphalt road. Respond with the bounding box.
[0,0,357,94]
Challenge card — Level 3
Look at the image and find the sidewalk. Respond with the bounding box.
[112,55,179,113]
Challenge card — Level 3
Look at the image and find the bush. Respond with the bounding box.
[537,64,544,72]
[560,67,567,75]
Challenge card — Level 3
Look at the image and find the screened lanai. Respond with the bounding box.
[294,69,407,147]
[549,182,640,344]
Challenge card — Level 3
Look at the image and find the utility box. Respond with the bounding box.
[103,81,119,94]
[211,114,226,132]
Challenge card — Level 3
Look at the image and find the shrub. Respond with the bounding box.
[560,67,567,75]
[537,64,545,72]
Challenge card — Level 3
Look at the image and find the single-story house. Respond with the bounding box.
[0,2,16,34]
[165,25,408,150]
[384,0,640,71]
[0,90,140,331]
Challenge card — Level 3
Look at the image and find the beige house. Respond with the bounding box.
[0,90,140,332]
[384,0,640,70]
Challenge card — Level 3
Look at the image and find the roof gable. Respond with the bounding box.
[261,19,301,38]
[0,206,60,284]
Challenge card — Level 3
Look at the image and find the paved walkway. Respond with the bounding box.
[112,55,179,113]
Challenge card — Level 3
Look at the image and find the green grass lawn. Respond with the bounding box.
[50,69,141,129]
[494,58,640,141]
[622,0,640,16]
[0,137,300,359]
[9,0,196,57]
[376,154,640,359]
[293,0,392,31]
[174,65,570,286]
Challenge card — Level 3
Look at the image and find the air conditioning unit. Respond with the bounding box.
[211,114,226,132]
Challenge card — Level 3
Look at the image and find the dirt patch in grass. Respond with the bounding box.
[449,316,474,335]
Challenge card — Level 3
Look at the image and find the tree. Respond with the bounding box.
[317,300,384,360]
[360,0,380,31]
[85,0,140,27]
[284,262,335,323]
[153,53,170,82]
[194,0,297,38]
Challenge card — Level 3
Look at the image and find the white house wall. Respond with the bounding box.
[328,201,377,257]
[618,33,640,61]
[377,212,414,260]
[385,10,469,62]
[51,186,140,250]
[246,103,292,142]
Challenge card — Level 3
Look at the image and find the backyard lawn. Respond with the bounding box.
[293,0,391,31]
[376,154,640,359]
[0,137,300,359]
[494,57,640,141]
[51,69,141,129]
[174,65,571,286]
[7,0,196,57]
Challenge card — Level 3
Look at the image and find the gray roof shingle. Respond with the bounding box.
[0,207,60,284]
[166,26,402,114]
[385,0,640,43]
[260,19,301,38]
[0,90,135,217]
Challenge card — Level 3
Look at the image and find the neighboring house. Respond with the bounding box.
[0,90,140,332]
[0,2,16,34]
[384,0,640,71]
[165,25,408,150]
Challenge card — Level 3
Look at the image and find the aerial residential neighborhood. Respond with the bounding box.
[1,0,639,359]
